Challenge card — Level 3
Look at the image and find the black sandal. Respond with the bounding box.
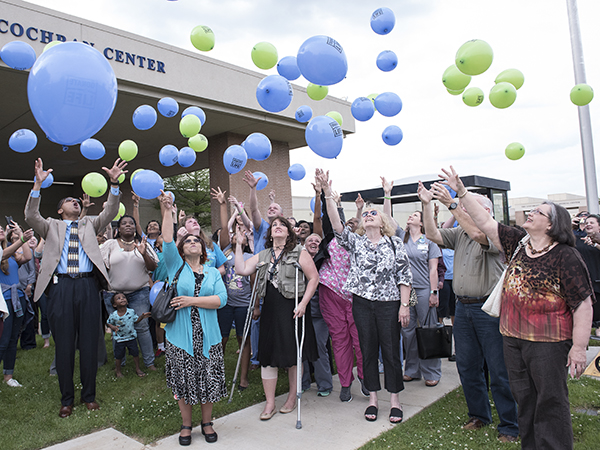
[364,405,378,422]
[389,407,403,424]
[201,421,218,443]
[179,425,192,446]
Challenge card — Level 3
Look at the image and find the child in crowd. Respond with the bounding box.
[106,293,151,378]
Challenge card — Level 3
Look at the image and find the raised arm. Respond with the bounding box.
[234,226,259,276]
[25,158,53,237]
[2,224,33,264]
[312,175,323,237]
[159,190,174,243]
[229,196,253,231]
[316,169,343,234]
[354,193,364,220]
[418,181,444,245]
[79,194,94,219]
[243,170,263,230]
[381,176,394,219]
[211,187,229,249]
[96,158,128,232]
[131,192,144,237]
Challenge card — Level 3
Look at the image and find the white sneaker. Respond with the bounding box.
[6,378,23,387]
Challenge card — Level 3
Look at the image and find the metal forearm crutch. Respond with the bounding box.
[293,262,305,429]
[228,273,260,403]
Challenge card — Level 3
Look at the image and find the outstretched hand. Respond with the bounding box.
[242,170,259,189]
[439,165,464,194]
[315,169,331,195]
[33,158,53,189]
[417,181,433,204]
[102,158,128,183]
[210,187,226,204]
[431,182,454,207]
[381,176,393,195]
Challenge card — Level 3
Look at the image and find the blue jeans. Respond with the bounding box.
[454,301,519,437]
[0,296,26,375]
[103,287,154,368]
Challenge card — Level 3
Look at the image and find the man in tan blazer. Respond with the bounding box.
[25,157,127,418]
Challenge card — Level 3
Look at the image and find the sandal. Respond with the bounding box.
[179,425,192,446]
[389,407,403,423]
[201,421,218,443]
[364,405,378,422]
[425,379,439,387]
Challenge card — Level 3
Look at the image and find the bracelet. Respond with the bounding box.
[325,195,335,199]
[20,236,26,243]
[457,189,468,198]
[383,196,392,200]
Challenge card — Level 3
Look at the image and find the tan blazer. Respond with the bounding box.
[24,191,120,302]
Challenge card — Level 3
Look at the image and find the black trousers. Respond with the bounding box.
[47,276,101,406]
[352,295,403,393]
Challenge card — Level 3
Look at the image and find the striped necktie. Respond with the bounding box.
[67,222,80,274]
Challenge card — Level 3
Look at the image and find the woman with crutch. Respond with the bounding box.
[234,216,319,421]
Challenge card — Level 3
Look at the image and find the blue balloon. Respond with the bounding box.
[244,133,272,161]
[149,281,165,306]
[374,92,402,117]
[351,97,375,122]
[157,97,179,117]
[80,138,106,160]
[295,105,313,123]
[0,41,36,70]
[382,125,403,146]
[288,163,306,181]
[305,115,343,159]
[9,129,37,153]
[132,105,157,130]
[253,172,269,191]
[34,173,54,189]
[371,7,396,35]
[131,170,164,200]
[27,42,118,146]
[277,56,301,80]
[443,185,457,198]
[310,196,316,213]
[256,75,293,113]
[182,106,206,125]
[297,35,348,86]
[165,191,176,202]
[159,144,178,166]
[223,145,248,174]
[376,50,398,72]
[178,146,196,168]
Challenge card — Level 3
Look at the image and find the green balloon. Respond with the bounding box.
[179,115,201,138]
[489,82,517,109]
[495,69,524,90]
[326,111,343,126]
[131,168,144,182]
[505,142,525,161]
[367,93,378,110]
[81,172,108,198]
[455,39,493,76]
[189,134,208,152]
[118,140,138,161]
[117,173,125,184]
[447,87,465,96]
[442,65,471,91]
[190,25,215,51]
[251,42,278,70]
[570,84,594,106]
[43,41,61,53]
[462,87,484,107]
[307,83,328,101]
[114,202,126,221]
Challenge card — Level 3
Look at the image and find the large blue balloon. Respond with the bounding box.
[0,41,36,70]
[288,163,306,181]
[149,281,165,306]
[131,170,164,200]
[305,115,343,159]
[159,144,179,167]
[132,105,157,130]
[9,129,37,153]
[178,146,196,168]
[34,173,54,189]
[295,105,313,123]
[376,50,398,72]
[351,97,375,122]
[374,92,402,117]
[296,35,348,86]
[80,138,106,160]
[277,56,301,81]
[223,145,248,174]
[182,106,206,125]
[256,75,293,113]
[27,42,118,146]
[244,133,272,161]
[253,172,269,191]
[157,97,179,117]
[382,125,403,146]
[371,7,396,35]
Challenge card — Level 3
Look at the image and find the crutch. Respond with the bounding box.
[293,262,305,429]
[228,273,260,403]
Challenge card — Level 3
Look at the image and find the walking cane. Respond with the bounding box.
[293,262,305,429]
[228,273,260,403]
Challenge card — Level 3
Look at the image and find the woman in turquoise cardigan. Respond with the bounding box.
[159,191,227,446]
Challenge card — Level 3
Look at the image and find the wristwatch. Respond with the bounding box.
[401,302,410,307]
[430,290,438,295]
[448,202,458,210]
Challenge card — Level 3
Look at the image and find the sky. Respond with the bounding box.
[22,0,600,201]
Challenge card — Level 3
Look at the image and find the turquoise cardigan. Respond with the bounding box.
[162,240,227,358]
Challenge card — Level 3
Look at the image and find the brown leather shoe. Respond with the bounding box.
[463,417,486,430]
[498,433,518,443]
[83,401,100,411]
[59,405,73,418]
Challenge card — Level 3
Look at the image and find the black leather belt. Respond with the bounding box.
[456,295,489,304]
[56,272,94,279]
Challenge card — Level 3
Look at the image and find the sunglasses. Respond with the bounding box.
[184,238,202,245]
[362,210,378,218]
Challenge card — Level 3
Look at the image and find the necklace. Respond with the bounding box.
[527,240,554,255]
[119,238,135,245]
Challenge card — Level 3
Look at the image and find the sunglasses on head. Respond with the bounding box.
[362,210,378,218]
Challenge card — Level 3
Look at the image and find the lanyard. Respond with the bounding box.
[269,248,285,281]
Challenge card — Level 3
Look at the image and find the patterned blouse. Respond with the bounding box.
[319,238,353,303]
[334,226,412,302]
[498,223,594,342]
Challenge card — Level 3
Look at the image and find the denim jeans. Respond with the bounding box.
[454,301,519,437]
[0,296,26,375]
[104,287,154,368]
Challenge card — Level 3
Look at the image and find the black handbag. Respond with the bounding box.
[151,262,185,324]
[415,307,453,360]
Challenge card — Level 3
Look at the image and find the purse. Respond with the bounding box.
[151,262,186,324]
[415,307,453,359]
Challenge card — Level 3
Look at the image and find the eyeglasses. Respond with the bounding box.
[184,238,202,245]
[529,208,549,219]
[362,210,378,218]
